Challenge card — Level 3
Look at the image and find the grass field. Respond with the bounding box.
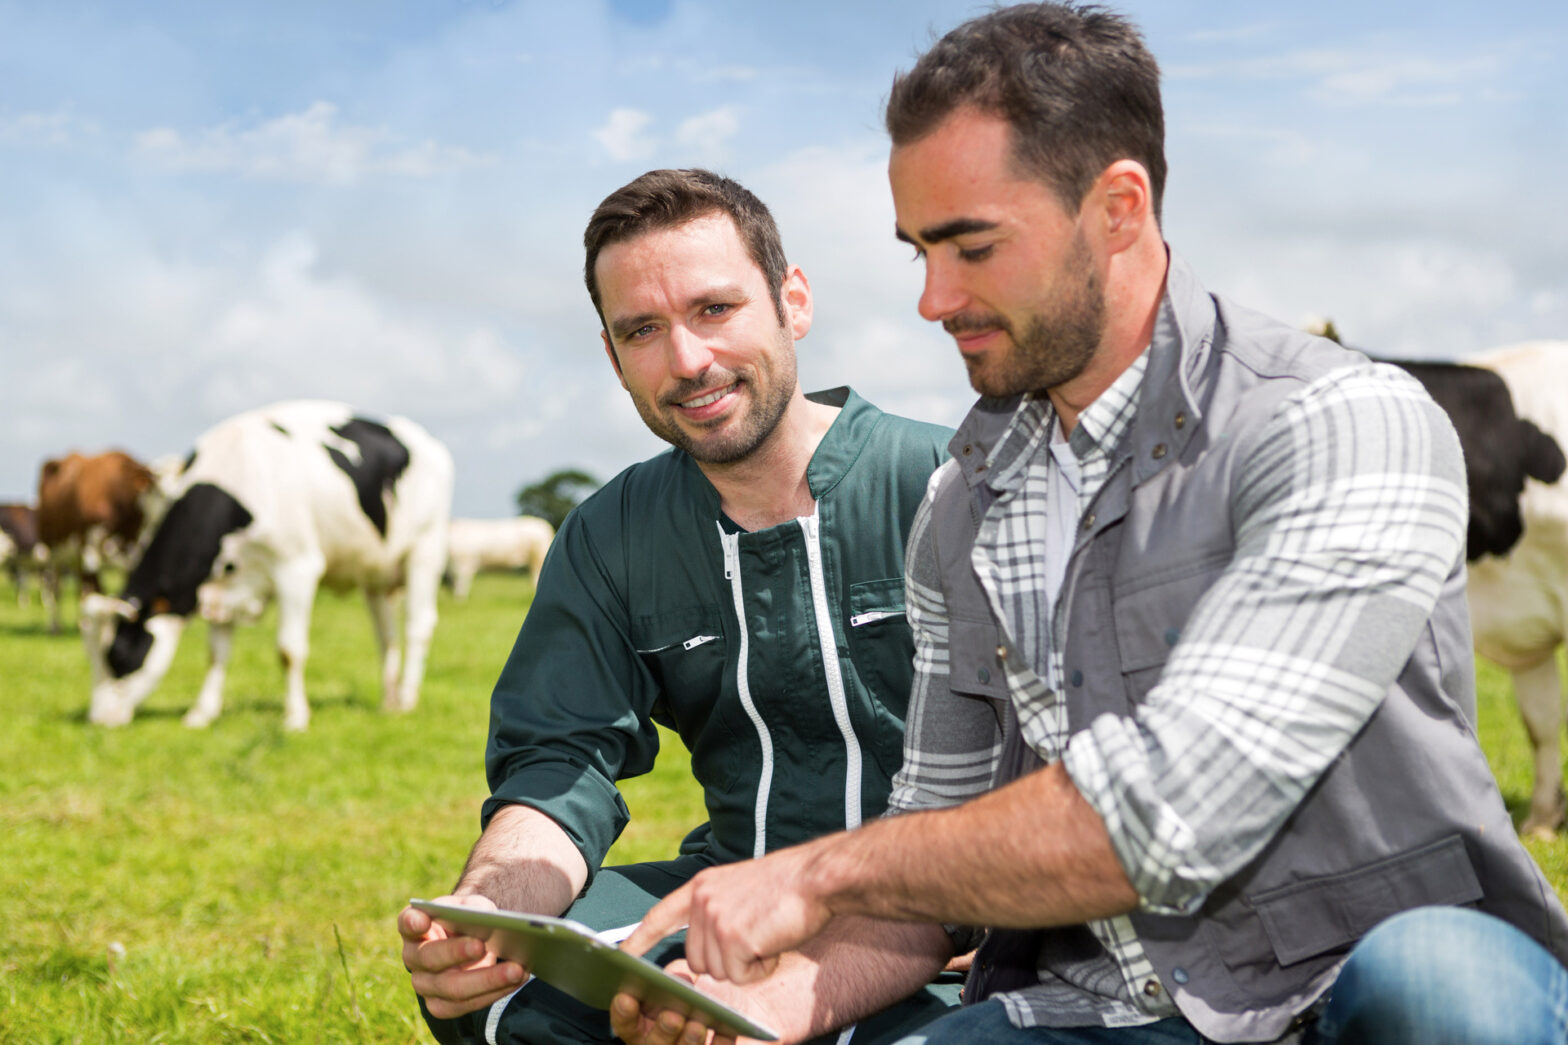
[1,572,1564,1042]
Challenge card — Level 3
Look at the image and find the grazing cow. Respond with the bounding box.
[78,401,454,731]
[36,450,159,633]
[1391,358,1565,561]
[0,503,45,605]
[444,515,554,601]
[1443,343,1567,837]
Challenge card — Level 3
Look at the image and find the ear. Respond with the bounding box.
[601,329,629,390]
[781,265,813,341]
[1093,159,1155,256]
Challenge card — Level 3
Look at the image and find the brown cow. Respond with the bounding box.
[37,451,157,633]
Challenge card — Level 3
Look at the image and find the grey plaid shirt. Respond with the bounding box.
[890,329,1467,1032]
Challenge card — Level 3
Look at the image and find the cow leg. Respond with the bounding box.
[183,622,235,729]
[274,563,322,731]
[452,561,475,602]
[43,560,61,634]
[365,588,402,712]
[393,531,445,713]
[1516,655,1567,838]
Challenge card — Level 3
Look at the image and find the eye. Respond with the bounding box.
[221,561,238,576]
[957,244,994,263]
[627,324,657,341]
[701,303,732,318]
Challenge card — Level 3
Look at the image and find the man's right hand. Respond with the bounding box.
[398,894,528,1020]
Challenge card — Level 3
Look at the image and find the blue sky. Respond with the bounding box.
[3,1,1564,515]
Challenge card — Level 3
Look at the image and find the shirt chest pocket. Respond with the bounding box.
[633,605,730,727]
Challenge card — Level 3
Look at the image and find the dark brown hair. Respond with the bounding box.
[887,3,1166,221]
[583,168,788,327]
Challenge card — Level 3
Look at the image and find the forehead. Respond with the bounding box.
[888,109,1070,235]
[594,212,763,316]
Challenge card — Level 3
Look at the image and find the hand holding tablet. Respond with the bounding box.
[409,899,780,1041]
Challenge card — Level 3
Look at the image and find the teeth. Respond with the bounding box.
[683,384,734,409]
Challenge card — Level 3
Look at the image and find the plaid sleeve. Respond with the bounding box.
[1062,363,1469,913]
[886,461,1004,817]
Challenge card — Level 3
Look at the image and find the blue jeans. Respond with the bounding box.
[895,907,1568,1044]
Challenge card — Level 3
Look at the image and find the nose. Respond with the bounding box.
[917,255,966,323]
[666,324,716,380]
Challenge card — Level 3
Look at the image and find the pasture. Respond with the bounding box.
[2,573,1564,1043]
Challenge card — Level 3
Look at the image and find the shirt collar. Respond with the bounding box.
[983,349,1152,492]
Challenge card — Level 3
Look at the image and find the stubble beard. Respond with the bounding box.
[631,327,799,465]
[964,234,1107,399]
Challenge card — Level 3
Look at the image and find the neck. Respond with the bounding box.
[1049,237,1168,434]
[700,390,839,532]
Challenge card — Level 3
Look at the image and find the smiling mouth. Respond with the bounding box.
[679,383,738,410]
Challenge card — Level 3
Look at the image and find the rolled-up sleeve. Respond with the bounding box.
[1062,364,1469,913]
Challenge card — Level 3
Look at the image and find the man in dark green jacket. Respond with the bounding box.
[398,168,958,1044]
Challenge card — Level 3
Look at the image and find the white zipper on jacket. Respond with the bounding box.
[718,522,774,858]
[799,509,863,830]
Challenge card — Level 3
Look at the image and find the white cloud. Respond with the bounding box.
[133,101,487,184]
[0,109,99,148]
[1167,48,1504,107]
[675,105,741,162]
[196,232,526,417]
[592,107,656,162]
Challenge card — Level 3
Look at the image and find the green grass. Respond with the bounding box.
[0,572,702,1043]
[1,574,1564,1041]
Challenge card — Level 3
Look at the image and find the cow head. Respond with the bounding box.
[80,594,187,726]
[78,482,254,727]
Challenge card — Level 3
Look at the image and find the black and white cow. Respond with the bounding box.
[80,401,454,731]
[1440,343,1568,837]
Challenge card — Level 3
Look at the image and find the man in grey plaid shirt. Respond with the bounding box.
[616,5,1568,1044]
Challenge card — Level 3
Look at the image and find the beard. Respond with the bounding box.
[949,230,1106,399]
[628,326,799,465]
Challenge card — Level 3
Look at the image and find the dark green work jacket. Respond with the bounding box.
[483,388,950,874]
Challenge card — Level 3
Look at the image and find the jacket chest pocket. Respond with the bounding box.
[1110,548,1230,703]
[846,577,916,709]
[948,617,1010,702]
[633,605,730,728]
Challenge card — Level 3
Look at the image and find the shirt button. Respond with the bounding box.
[1143,979,1163,997]
[1172,967,1190,985]
[977,668,991,684]
[995,645,1007,661]
[1151,443,1168,460]
[1070,669,1083,687]
[1164,628,1179,647]
[1080,512,1096,531]
[961,444,973,456]
[1174,411,1187,430]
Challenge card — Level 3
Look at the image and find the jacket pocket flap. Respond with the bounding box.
[849,576,906,616]
[1251,834,1482,967]
[949,617,1008,699]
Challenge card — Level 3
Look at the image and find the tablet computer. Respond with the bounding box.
[410,898,779,1041]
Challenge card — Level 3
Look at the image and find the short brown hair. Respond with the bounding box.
[887,3,1166,222]
[583,169,788,327]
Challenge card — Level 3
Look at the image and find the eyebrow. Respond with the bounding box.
[894,217,1000,247]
